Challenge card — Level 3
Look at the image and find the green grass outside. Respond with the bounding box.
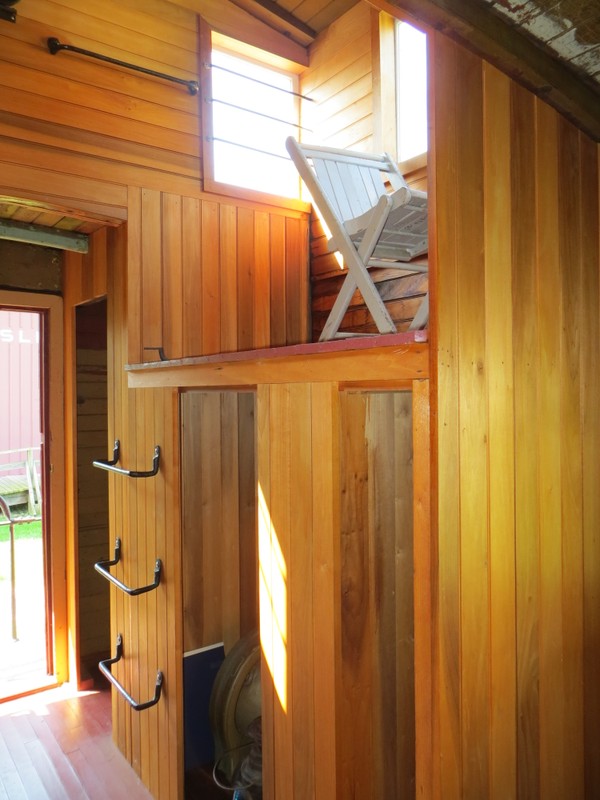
[0,519,42,543]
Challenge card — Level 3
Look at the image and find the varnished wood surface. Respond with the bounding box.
[181,391,258,654]
[431,33,600,799]
[301,7,429,338]
[0,686,153,800]
[126,332,429,389]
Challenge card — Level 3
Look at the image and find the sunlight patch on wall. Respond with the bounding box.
[258,482,288,712]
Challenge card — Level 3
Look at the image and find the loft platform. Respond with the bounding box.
[125,330,429,390]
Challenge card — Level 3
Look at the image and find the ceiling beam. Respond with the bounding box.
[368,0,600,141]
[167,0,309,65]
[229,0,316,45]
[0,218,89,253]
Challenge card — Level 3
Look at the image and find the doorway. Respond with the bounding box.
[0,292,66,701]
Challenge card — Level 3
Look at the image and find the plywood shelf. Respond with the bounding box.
[125,330,429,389]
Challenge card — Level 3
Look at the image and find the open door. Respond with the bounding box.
[0,291,66,701]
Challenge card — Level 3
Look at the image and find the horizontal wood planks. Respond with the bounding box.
[301,3,374,152]
[0,0,201,179]
[431,33,600,799]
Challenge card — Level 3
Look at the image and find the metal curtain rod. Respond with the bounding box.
[47,37,199,95]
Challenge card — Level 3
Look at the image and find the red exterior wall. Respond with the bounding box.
[0,309,41,468]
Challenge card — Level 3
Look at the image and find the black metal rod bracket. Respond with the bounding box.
[95,538,162,596]
[47,37,199,95]
[93,441,160,477]
[99,634,163,711]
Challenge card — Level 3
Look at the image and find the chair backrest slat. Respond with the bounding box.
[289,138,408,226]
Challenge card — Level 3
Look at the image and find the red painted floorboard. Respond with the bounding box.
[0,686,153,799]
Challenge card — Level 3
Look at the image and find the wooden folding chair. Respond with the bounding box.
[286,137,428,340]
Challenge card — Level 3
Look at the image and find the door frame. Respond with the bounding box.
[0,290,67,687]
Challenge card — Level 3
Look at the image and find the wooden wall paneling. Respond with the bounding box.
[301,2,373,151]
[339,391,373,798]
[200,391,224,645]
[534,98,564,799]
[391,392,415,798]
[511,80,540,800]
[484,64,517,800]
[289,383,315,798]
[220,392,242,650]
[258,382,343,800]
[219,204,238,353]
[367,392,415,798]
[162,193,184,360]
[107,222,130,760]
[181,391,205,651]
[0,114,200,184]
[580,133,600,796]
[454,46,490,800]
[310,382,342,800]
[412,379,432,799]
[201,201,221,355]
[430,32,461,799]
[141,189,163,361]
[254,211,271,349]
[0,157,128,220]
[238,391,258,636]
[127,187,143,370]
[557,115,585,795]
[237,206,256,351]
[284,216,309,344]
[268,383,294,800]
[181,390,258,653]
[182,197,202,357]
[161,387,185,800]
[269,213,287,347]
[257,382,275,800]
[21,0,198,71]
[107,220,183,800]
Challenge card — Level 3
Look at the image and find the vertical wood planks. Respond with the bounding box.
[257,382,343,800]
[534,98,563,800]
[107,228,183,800]
[129,195,310,363]
[181,391,258,654]
[431,32,461,799]
[557,115,585,795]
[579,132,600,797]
[431,28,600,800]
[310,382,342,800]
[484,64,516,800]
[511,78,538,800]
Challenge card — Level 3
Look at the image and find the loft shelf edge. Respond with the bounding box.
[125,331,429,389]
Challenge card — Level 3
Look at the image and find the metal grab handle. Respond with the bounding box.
[95,538,162,596]
[93,440,160,477]
[99,634,163,712]
[47,38,199,95]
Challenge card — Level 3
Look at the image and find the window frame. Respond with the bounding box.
[200,24,308,211]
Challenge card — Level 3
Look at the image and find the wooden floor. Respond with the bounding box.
[0,685,153,799]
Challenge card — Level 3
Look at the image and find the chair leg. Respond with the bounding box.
[409,293,429,330]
